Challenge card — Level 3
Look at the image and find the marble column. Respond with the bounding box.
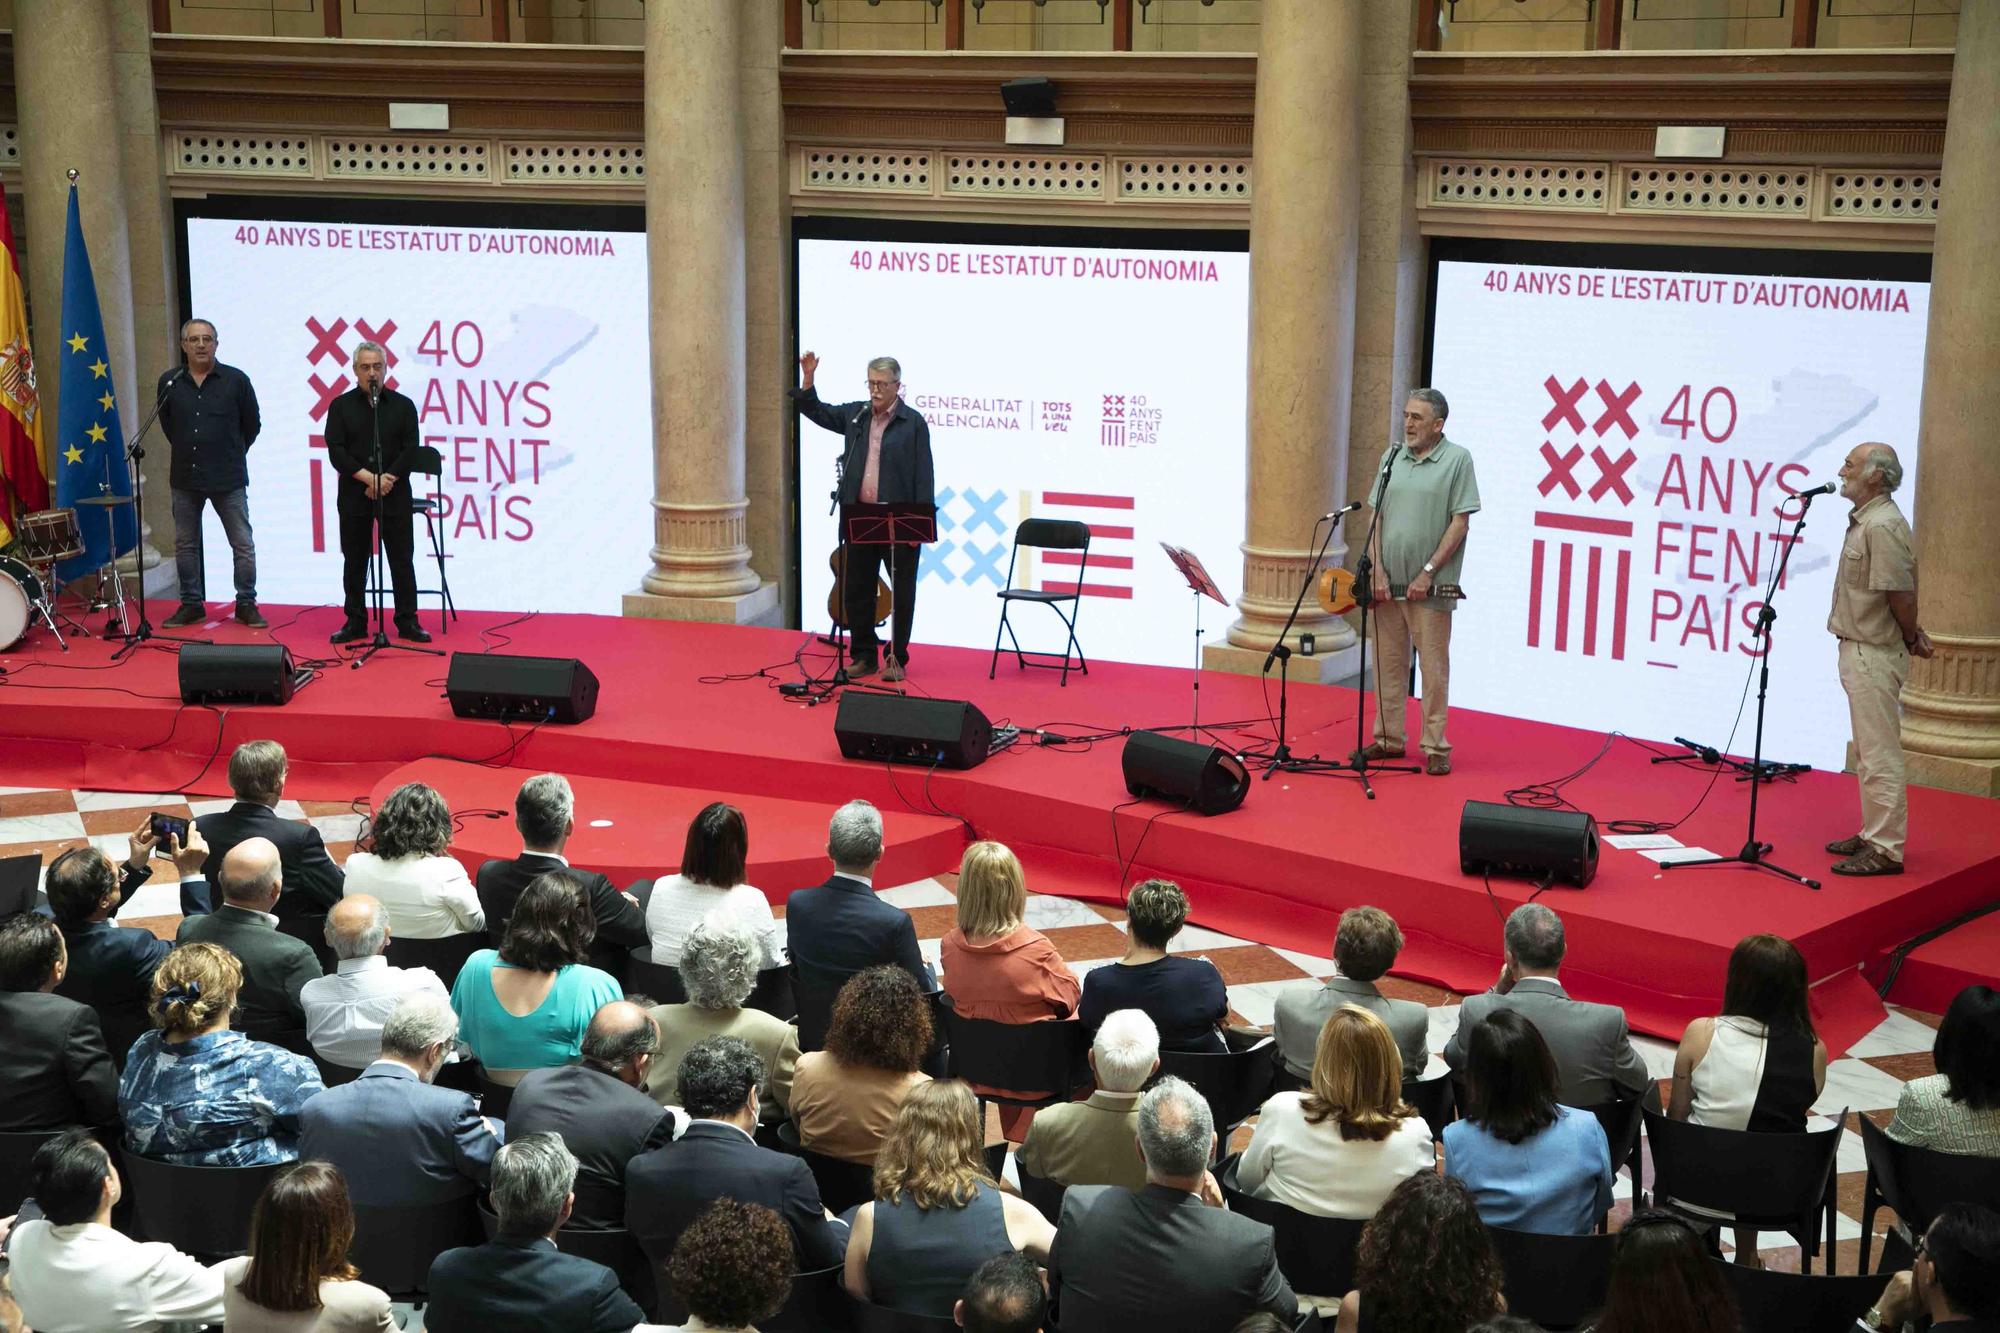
[1205,0,1364,682]
[1903,0,2000,797]
[741,0,793,623]
[625,0,779,622]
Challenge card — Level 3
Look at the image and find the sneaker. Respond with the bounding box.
[1824,834,1868,857]
[1425,753,1453,777]
[846,658,879,681]
[1831,847,1904,877]
[162,604,205,629]
[234,602,268,629]
[329,620,369,645]
[395,618,433,644]
[882,659,906,683]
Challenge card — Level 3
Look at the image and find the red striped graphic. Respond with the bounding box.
[1044,551,1132,570]
[1584,545,1602,657]
[1555,543,1574,653]
[1041,580,1133,600]
[1043,491,1134,510]
[1613,548,1631,660]
[1087,524,1133,540]
[1528,539,1545,648]
[1037,488,1136,599]
[1534,510,1633,538]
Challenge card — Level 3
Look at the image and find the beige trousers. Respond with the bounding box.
[1371,598,1454,757]
[1837,637,1909,861]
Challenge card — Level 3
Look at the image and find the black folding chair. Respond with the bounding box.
[1581,1095,1647,1220]
[933,1000,1089,1116]
[1717,1256,1884,1332]
[1016,1159,1067,1225]
[1643,1107,1847,1273]
[748,964,798,1021]
[628,945,690,1005]
[1857,1113,2000,1272]
[122,1153,283,1260]
[352,1196,483,1300]
[1219,1163,1367,1302]
[767,1261,853,1332]
[990,518,1091,686]
[1160,1039,1278,1148]
[1488,1226,1618,1331]
[384,931,485,991]
[0,1129,66,1217]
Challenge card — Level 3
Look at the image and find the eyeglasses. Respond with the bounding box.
[867,380,898,391]
[182,336,216,345]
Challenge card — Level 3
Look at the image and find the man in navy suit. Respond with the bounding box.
[791,350,934,681]
[474,772,648,977]
[784,800,932,1050]
[427,1132,646,1333]
[0,914,119,1133]
[625,1035,847,1278]
[192,740,343,921]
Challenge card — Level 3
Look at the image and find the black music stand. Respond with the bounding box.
[797,502,936,704]
[1159,543,1233,748]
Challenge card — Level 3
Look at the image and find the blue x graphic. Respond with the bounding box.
[961,541,1005,587]
[962,489,1007,536]
[920,538,960,584]
[933,487,959,530]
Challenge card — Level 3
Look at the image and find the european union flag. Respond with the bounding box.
[55,183,136,577]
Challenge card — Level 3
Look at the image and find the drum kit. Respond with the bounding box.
[0,493,135,653]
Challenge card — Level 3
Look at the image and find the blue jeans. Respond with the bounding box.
[172,486,256,605]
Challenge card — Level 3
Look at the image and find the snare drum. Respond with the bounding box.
[18,508,82,563]
[0,554,41,651]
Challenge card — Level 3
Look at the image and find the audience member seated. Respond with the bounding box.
[342,782,484,939]
[662,1199,795,1333]
[475,772,648,975]
[791,964,935,1164]
[506,999,678,1230]
[1017,1007,1158,1192]
[195,740,344,922]
[1444,1008,1612,1234]
[120,943,322,1166]
[786,800,930,1047]
[845,1080,1055,1317]
[1237,1004,1432,1219]
[218,1160,397,1332]
[299,992,500,1210]
[1273,905,1429,1083]
[175,836,323,1039]
[957,1251,1048,1333]
[1444,903,1650,1107]
[0,913,118,1132]
[44,824,191,1035]
[1076,879,1226,1054]
[6,1128,228,1330]
[425,1132,648,1333]
[1888,983,2000,1156]
[1048,1076,1297,1332]
[646,800,785,969]
[627,1035,847,1275]
[451,870,622,1083]
[301,893,450,1071]
[1588,1211,1738,1333]
[1334,1172,1504,1333]
[1856,1202,2000,1333]
[646,917,800,1122]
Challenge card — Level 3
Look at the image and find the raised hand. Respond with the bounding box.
[799,350,819,387]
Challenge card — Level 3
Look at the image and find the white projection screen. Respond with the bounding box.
[795,229,1249,669]
[1427,245,1931,773]
[179,201,651,615]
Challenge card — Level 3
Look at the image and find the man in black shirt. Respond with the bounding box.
[159,318,265,628]
[323,341,429,643]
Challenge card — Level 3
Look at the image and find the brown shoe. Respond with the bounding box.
[1825,834,1868,857]
[1351,741,1405,763]
[1832,847,1904,877]
[882,659,905,683]
[846,657,879,681]
[1426,753,1452,777]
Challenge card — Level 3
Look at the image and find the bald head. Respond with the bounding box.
[218,836,282,908]
[326,895,390,960]
[1839,441,1903,503]
[580,1000,659,1087]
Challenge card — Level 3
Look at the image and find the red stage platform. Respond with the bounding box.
[6,602,1998,1051]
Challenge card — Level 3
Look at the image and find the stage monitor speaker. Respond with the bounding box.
[999,75,1057,117]
[1459,799,1599,888]
[1121,731,1249,817]
[834,693,992,770]
[446,652,599,725]
[179,643,298,706]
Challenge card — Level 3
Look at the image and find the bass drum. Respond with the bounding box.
[0,554,42,651]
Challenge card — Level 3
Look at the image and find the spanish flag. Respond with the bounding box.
[0,182,48,546]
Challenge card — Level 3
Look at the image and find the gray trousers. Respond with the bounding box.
[172,486,256,605]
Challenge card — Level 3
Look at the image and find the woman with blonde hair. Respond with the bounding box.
[841,1080,1055,1319]
[119,943,323,1166]
[219,1161,397,1331]
[1236,1004,1433,1218]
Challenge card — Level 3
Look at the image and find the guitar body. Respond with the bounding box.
[1318,566,1464,616]
[829,546,893,629]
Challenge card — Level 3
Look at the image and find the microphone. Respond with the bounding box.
[1675,736,1723,764]
[154,367,182,402]
[1795,481,1837,499]
[368,379,381,409]
[1323,501,1364,519]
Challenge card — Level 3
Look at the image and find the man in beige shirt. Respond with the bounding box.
[1825,441,1933,876]
[1018,1007,1159,1191]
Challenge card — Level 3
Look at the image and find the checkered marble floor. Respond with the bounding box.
[1,784,1943,1274]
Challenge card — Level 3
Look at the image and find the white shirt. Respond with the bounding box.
[1236,1091,1435,1219]
[8,1219,228,1332]
[300,954,450,1069]
[644,873,787,969]
[342,851,485,939]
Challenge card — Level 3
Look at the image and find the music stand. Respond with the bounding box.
[849,502,935,691]
[1159,543,1233,747]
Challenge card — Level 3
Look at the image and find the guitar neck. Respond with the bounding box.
[1389,582,1465,600]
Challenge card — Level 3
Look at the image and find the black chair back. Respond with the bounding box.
[1643,1107,1846,1272]
[312,1054,366,1086]
[935,1002,1087,1110]
[1016,1160,1067,1224]
[277,911,337,973]
[1220,1165,1367,1301]
[0,1129,66,1216]
[749,964,798,1020]
[351,1196,483,1299]
[476,1070,516,1119]
[1581,1095,1646,1214]
[793,970,840,1052]
[100,1005,155,1072]
[1403,1073,1455,1139]
[1488,1226,1617,1331]
[1160,1040,1278,1140]
[775,1120,876,1214]
[766,1261,853,1333]
[1716,1256,1883,1332]
[1857,1114,2000,1272]
[628,945,690,1005]
[384,932,485,990]
[477,1201,657,1316]
[1015,518,1091,551]
[853,1299,959,1332]
[122,1153,282,1260]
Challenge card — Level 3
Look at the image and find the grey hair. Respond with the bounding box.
[489,1132,577,1238]
[379,992,460,1060]
[866,356,901,382]
[515,773,573,850]
[580,1002,659,1071]
[1862,444,1904,493]
[1092,1008,1160,1093]
[677,1034,766,1120]
[370,782,452,860]
[325,898,389,961]
[179,318,217,340]
[1137,1075,1213,1178]
[352,339,385,365]
[1504,903,1566,970]
[828,799,884,871]
[679,916,758,1011]
[1407,387,1449,422]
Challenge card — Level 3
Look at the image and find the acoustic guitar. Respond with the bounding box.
[828,546,893,629]
[1318,566,1465,615]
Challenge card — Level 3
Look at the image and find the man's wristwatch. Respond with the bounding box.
[1422,561,1436,575]
[1861,1306,1889,1331]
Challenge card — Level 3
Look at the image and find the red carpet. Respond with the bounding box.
[1871,906,2000,1016]
[7,600,1999,1049]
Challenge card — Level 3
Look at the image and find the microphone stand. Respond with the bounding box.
[1258,509,1351,779]
[110,371,209,662]
[350,383,442,669]
[1664,489,1821,889]
[1329,446,1423,797]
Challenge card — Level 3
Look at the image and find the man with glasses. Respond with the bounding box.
[792,350,935,682]
[159,318,266,628]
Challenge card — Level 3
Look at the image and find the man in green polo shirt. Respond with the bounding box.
[1357,387,1481,776]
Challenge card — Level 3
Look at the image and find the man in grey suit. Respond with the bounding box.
[174,837,321,1039]
[1272,905,1430,1082]
[1443,903,1651,1107]
[1047,1076,1296,1332]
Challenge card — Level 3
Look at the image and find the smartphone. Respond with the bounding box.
[150,812,190,855]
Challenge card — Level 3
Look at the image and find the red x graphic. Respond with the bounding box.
[1542,376,1589,434]
[309,372,350,422]
[1592,379,1641,439]
[1588,445,1638,505]
[1538,441,1585,499]
[354,319,399,368]
[305,317,349,367]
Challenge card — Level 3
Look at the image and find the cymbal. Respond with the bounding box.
[72,494,136,507]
